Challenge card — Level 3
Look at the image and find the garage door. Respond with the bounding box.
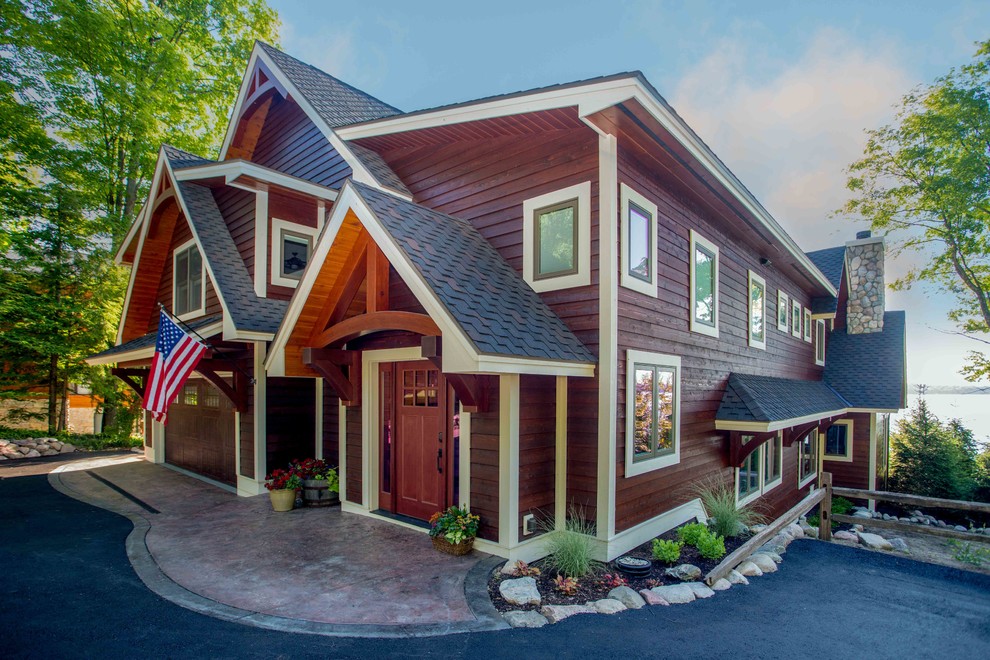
[165,378,236,486]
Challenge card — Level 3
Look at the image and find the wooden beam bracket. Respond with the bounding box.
[303,347,361,406]
[420,337,488,413]
[111,368,149,398]
[195,361,249,413]
[727,430,778,467]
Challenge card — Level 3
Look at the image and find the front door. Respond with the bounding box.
[390,361,445,521]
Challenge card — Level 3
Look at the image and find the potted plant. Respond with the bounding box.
[265,468,302,512]
[290,458,340,507]
[428,505,480,556]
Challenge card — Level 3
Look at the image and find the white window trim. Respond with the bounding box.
[815,319,826,366]
[822,419,854,463]
[522,181,591,293]
[798,429,820,488]
[619,183,658,297]
[625,349,681,477]
[689,230,720,338]
[777,290,789,332]
[791,299,802,339]
[748,270,767,350]
[271,218,319,288]
[172,237,206,321]
[803,307,813,343]
[734,433,783,506]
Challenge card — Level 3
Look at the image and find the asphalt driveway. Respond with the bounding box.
[2,466,989,659]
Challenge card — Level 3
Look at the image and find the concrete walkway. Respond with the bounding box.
[48,456,505,637]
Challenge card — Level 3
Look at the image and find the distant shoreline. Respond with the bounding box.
[910,386,989,395]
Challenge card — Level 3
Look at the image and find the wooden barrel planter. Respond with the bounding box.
[302,479,339,507]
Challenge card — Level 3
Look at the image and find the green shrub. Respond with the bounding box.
[543,507,599,578]
[693,477,766,538]
[651,539,683,564]
[0,426,141,450]
[677,522,709,547]
[832,497,854,516]
[695,531,726,560]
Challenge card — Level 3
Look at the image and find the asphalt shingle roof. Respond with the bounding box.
[350,181,595,364]
[162,144,214,169]
[89,316,222,361]
[717,373,849,424]
[347,143,412,197]
[825,310,906,410]
[806,246,845,315]
[258,42,400,128]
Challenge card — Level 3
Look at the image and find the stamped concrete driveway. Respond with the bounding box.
[2,457,989,659]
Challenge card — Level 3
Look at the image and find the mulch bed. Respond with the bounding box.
[488,526,749,613]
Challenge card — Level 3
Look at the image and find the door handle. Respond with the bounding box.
[437,448,443,474]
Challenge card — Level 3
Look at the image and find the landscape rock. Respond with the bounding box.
[25,449,40,458]
[59,443,75,454]
[684,582,715,599]
[500,560,523,576]
[954,525,967,532]
[749,524,768,534]
[857,532,893,551]
[749,553,778,573]
[736,561,763,577]
[711,578,732,591]
[664,564,702,581]
[853,510,873,519]
[759,551,783,563]
[499,577,541,606]
[727,570,749,585]
[540,604,594,623]
[589,598,626,615]
[800,522,818,537]
[638,589,669,606]
[786,523,805,539]
[833,530,858,542]
[852,524,864,533]
[17,446,31,455]
[888,538,910,553]
[649,584,696,604]
[42,450,58,457]
[608,586,645,609]
[502,610,548,628]
[50,441,62,451]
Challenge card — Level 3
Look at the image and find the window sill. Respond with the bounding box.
[626,451,680,478]
[822,453,854,463]
[690,321,719,339]
[798,472,818,489]
[176,307,206,323]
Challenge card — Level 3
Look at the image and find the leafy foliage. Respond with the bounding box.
[543,508,598,578]
[552,575,579,596]
[428,506,480,545]
[676,522,709,547]
[693,477,766,538]
[651,538,683,564]
[948,540,990,566]
[838,40,990,381]
[695,532,727,561]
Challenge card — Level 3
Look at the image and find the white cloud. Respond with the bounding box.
[668,28,914,250]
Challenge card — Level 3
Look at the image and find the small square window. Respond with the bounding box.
[777,291,789,332]
[534,200,578,280]
[271,219,318,289]
[281,233,311,279]
[748,271,766,350]
[823,419,854,462]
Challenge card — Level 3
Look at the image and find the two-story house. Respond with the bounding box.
[89,42,906,562]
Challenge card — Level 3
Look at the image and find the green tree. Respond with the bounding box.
[889,397,979,500]
[839,40,990,382]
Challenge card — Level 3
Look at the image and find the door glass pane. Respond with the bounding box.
[628,204,651,282]
[656,367,675,453]
[632,366,654,460]
[537,203,575,276]
[183,383,198,406]
[694,245,715,325]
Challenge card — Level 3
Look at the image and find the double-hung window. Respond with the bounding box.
[798,430,819,487]
[777,291,789,332]
[523,182,591,292]
[815,319,826,366]
[619,184,658,296]
[736,433,783,505]
[173,239,204,319]
[748,271,766,350]
[690,231,719,337]
[626,350,681,476]
[823,419,854,462]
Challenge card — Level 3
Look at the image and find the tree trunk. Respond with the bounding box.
[47,354,58,434]
[58,369,69,432]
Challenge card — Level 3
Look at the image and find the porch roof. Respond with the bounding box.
[351,181,595,365]
[716,373,849,431]
[87,315,222,365]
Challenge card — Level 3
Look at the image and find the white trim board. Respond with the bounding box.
[173,160,339,202]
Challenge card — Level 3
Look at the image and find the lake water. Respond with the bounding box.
[892,392,990,443]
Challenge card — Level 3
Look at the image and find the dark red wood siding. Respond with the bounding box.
[148,213,222,333]
[614,141,825,531]
[519,374,556,538]
[346,405,362,505]
[265,377,317,473]
[251,96,352,189]
[322,384,340,468]
[823,412,872,491]
[212,186,256,280]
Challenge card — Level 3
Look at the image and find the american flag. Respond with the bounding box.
[143,310,207,424]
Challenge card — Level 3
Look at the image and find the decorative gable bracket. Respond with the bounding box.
[421,336,489,413]
[303,347,361,407]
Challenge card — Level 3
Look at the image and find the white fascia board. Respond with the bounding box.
[86,346,155,366]
[846,407,900,414]
[473,354,596,378]
[164,158,236,338]
[337,77,836,296]
[714,409,848,433]
[172,160,339,202]
[219,48,263,160]
[251,49,410,201]
[115,205,147,265]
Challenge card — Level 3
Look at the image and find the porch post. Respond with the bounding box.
[555,376,568,531]
[499,374,520,549]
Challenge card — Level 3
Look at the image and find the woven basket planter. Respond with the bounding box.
[431,535,474,556]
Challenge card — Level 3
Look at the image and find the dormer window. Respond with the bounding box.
[272,219,318,288]
[173,239,204,319]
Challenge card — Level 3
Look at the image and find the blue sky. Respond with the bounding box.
[269,0,990,389]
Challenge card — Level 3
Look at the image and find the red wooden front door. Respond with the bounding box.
[392,361,445,521]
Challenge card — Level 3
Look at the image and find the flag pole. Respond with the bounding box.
[157,303,257,385]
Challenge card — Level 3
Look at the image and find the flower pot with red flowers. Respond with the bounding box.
[290,458,340,507]
[265,469,302,512]
[428,506,480,556]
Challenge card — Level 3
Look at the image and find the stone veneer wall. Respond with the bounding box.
[845,238,885,335]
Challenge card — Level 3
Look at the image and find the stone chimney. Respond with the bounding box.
[845,230,885,334]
